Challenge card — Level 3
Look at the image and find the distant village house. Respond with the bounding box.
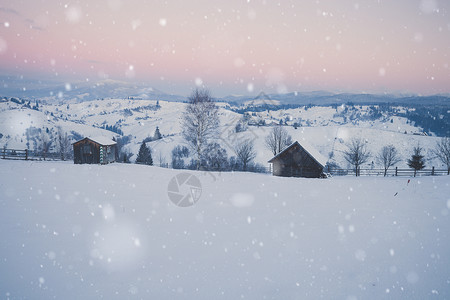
[73,137,117,164]
[268,141,328,178]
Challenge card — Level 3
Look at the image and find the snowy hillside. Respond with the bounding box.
[0,100,116,149]
[0,98,447,168]
[0,160,449,299]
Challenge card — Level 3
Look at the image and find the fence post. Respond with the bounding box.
[395,167,398,176]
[431,166,434,176]
[25,149,28,160]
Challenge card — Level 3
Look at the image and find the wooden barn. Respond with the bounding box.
[268,141,328,178]
[73,137,117,165]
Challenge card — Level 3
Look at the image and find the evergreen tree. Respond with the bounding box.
[135,142,153,165]
[407,145,425,177]
[153,126,162,140]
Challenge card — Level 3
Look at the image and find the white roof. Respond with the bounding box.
[87,136,117,145]
[297,140,328,167]
[268,140,328,167]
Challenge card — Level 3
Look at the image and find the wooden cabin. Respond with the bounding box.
[73,137,117,164]
[268,141,328,178]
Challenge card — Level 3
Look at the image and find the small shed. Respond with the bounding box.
[268,141,328,178]
[73,137,117,164]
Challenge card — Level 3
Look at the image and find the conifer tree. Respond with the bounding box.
[153,126,162,140]
[136,142,153,165]
[407,145,425,177]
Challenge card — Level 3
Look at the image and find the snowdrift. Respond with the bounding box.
[0,160,449,299]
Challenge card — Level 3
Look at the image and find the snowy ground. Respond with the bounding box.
[1,160,449,299]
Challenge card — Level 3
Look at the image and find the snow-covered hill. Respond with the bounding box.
[0,100,116,149]
[0,160,449,299]
[0,98,447,169]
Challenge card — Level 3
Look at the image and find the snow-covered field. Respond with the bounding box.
[1,159,449,299]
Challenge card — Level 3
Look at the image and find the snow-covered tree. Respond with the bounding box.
[153,126,162,140]
[171,145,189,169]
[38,131,53,160]
[181,88,219,170]
[200,142,228,171]
[407,145,425,177]
[56,126,72,161]
[157,151,166,167]
[376,144,401,176]
[115,135,132,163]
[135,142,153,165]
[343,138,371,176]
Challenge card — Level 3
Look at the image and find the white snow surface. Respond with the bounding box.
[1,159,449,299]
[84,136,117,146]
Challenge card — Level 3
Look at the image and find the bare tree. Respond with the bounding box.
[56,126,72,161]
[234,139,257,171]
[433,137,450,175]
[157,151,167,167]
[343,138,371,176]
[115,135,132,162]
[265,125,292,156]
[181,88,219,170]
[39,131,53,160]
[376,144,401,176]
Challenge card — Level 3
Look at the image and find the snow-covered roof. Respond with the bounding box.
[74,136,116,146]
[268,140,328,167]
[89,136,116,145]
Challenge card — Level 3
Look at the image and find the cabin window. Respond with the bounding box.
[107,146,111,154]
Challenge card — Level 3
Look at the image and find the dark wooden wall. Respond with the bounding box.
[73,138,117,165]
[272,144,323,178]
[73,139,101,164]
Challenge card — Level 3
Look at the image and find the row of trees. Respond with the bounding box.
[342,137,450,176]
[169,141,263,172]
[30,126,72,161]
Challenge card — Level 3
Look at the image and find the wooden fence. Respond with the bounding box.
[327,167,449,177]
[1,148,66,161]
[1,149,448,177]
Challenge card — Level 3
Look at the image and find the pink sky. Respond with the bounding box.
[0,0,449,96]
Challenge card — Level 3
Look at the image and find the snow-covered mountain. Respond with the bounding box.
[3,76,450,106]
[0,78,185,103]
[223,91,450,106]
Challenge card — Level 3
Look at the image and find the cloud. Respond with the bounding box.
[25,19,46,31]
[0,7,20,15]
